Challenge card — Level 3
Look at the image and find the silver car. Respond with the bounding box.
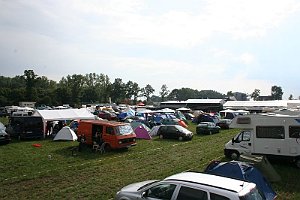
[115,172,265,200]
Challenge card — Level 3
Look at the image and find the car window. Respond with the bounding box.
[210,192,230,200]
[146,183,176,200]
[176,186,208,200]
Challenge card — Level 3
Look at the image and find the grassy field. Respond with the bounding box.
[0,118,300,199]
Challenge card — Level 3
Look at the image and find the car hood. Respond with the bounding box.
[120,180,158,192]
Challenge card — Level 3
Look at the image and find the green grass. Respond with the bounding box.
[0,120,299,199]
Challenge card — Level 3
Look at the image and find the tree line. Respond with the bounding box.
[0,70,286,107]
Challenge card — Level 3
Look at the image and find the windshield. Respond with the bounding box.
[115,125,134,136]
[138,180,159,191]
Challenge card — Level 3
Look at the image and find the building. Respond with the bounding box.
[160,99,225,112]
[19,102,36,108]
[223,100,300,113]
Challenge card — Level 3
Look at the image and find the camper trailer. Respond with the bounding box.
[77,120,137,150]
[224,114,300,168]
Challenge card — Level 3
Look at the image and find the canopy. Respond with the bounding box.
[33,108,95,121]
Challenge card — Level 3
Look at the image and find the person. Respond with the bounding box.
[95,132,104,146]
[46,121,53,136]
[78,134,86,152]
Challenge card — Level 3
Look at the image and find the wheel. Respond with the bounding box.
[178,136,183,141]
[230,151,240,160]
[104,144,111,152]
[295,158,300,168]
[159,134,164,139]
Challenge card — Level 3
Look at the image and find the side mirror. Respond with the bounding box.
[141,191,147,198]
[231,138,235,144]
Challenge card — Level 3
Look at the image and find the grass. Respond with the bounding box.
[0,118,300,199]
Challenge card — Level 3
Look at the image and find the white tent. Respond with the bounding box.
[149,125,161,136]
[33,108,95,121]
[53,127,78,141]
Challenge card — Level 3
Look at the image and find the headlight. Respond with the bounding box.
[118,140,122,144]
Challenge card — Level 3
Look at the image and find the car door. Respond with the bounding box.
[175,185,209,200]
[168,126,179,139]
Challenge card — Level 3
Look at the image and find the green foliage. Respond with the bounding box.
[251,89,260,101]
[168,88,224,101]
[271,85,283,100]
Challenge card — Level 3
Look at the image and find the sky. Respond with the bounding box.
[1,0,300,99]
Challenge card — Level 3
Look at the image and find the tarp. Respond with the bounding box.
[204,161,277,200]
[33,108,95,121]
[53,127,78,141]
[118,107,135,120]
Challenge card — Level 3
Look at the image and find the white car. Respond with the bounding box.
[115,172,265,200]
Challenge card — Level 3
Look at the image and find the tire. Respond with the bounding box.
[159,134,164,139]
[178,136,183,141]
[230,151,240,160]
[104,144,111,152]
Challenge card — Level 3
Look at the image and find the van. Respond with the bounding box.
[6,116,44,139]
[77,120,137,150]
[224,114,300,168]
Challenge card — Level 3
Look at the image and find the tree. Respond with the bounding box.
[227,91,233,97]
[142,84,155,102]
[160,84,169,102]
[271,85,283,100]
[110,78,126,104]
[23,69,38,101]
[251,89,260,101]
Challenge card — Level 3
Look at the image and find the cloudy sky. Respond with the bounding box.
[1,0,300,99]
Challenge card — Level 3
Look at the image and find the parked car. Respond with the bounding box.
[157,125,193,141]
[196,122,220,135]
[0,122,11,145]
[115,171,265,200]
[98,110,117,121]
[216,119,232,129]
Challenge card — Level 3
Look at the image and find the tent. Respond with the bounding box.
[130,122,151,140]
[204,161,276,200]
[118,107,135,120]
[53,127,78,141]
[149,125,161,136]
[33,108,95,121]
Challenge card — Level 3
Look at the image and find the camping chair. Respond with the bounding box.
[92,141,100,152]
[98,142,107,154]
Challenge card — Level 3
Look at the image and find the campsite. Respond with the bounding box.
[0,117,300,199]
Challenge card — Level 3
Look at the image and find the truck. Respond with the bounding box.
[224,113,300,168]
[77,120,137,151]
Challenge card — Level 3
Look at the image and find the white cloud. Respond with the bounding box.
[80,0,300,48]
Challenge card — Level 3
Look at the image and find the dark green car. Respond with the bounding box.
[196,122,220,135]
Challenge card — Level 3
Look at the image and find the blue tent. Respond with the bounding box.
[204,161,276,200]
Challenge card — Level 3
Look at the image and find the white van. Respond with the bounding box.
[224,114,300,168]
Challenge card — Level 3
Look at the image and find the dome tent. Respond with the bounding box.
[53,127,78,141]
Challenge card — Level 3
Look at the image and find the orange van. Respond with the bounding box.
[77,120,137,150]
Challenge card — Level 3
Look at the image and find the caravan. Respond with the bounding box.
[224,114,300,168]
